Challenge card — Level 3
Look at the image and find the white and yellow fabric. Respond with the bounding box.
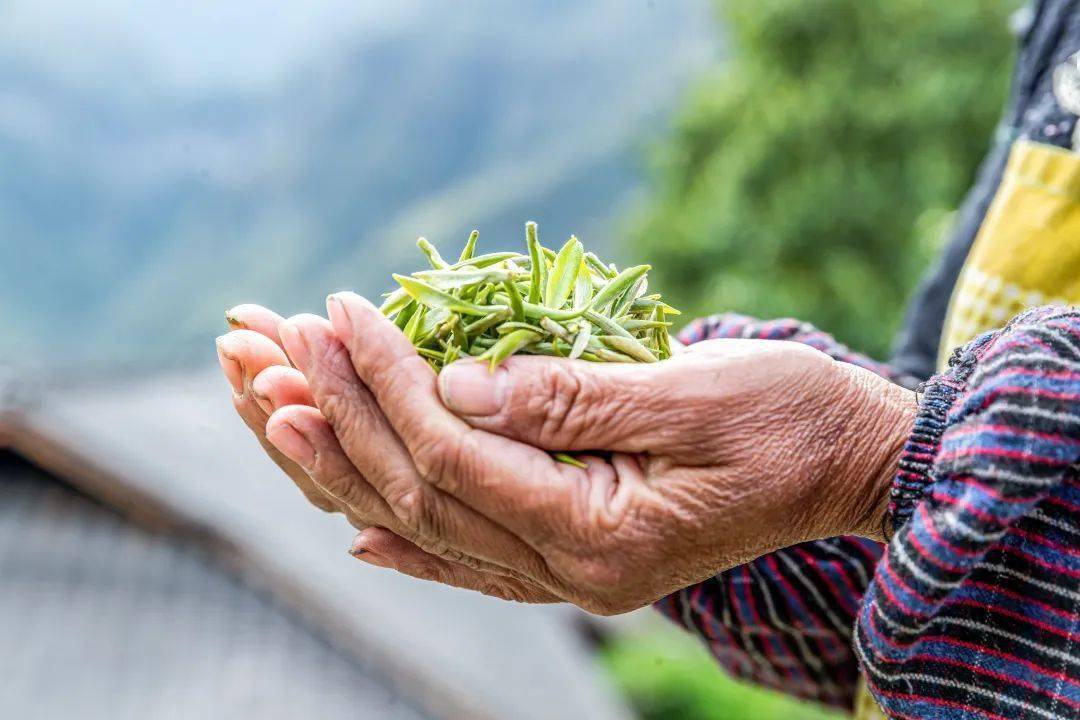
[938,139,1080,368]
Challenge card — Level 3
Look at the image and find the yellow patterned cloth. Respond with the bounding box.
[853,138,1080,718]
[938,140,1079,367]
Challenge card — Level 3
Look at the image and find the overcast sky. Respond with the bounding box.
[0,1,425,93]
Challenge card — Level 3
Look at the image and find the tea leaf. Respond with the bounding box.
[463,308,512,336]
[394,299,417,330]
[479,328,542,370]
[618,318,673,331]
[583,309,634,340]
[612,275,648,318]
[589,264,650,312]
[592,347,635,363]
[573,257,593,310]
[502,278,526,322]
[631,297,681,315]
[394,274,503,316]
[585,251,617,279]
[458,229,479,262]
[539,316,572,341]
[417,237,448,269]
[380,288,413,317]
[403,304,427,343]
[569,324,591,359]
[599,335,657,363]
[417,346,445,362]
[526,221,544,304]
[447,251,523,270]
[553,452,587,469]
[496,321,546,335]
[442,343,462,366]
[413,268,514,289]
[544,235,583,309]
[516,298,587,322]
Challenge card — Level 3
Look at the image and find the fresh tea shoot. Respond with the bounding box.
[381,222,679,372]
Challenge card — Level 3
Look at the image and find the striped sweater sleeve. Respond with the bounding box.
[655,314,915,709]
[856,306,1080,719]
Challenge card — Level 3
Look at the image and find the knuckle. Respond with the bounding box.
[411,429,480,495]
[318,387,378,457]
[305,490,340,514]
[390,484,441,538]
[531,364,603,446]
[570,556,623,590]
[317,388,356,435]
[411,535,474,568]
[410,432,454,487]
[313,463,350,497]
[480,581,527,603]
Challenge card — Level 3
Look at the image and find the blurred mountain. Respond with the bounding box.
[0,0,715,370]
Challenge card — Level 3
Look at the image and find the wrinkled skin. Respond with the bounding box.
[217,295,914,615]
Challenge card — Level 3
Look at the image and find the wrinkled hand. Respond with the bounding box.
[216,304,558,603]
[222,293,914,615]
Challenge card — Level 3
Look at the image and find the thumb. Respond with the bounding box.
[437,355,668,451]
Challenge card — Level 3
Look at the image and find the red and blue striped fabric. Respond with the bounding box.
[656,308,1080,718]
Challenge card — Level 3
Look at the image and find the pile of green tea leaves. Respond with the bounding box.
[380,222,679,373]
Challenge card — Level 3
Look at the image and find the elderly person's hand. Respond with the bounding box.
[222,293,915,615]
[216,304,559,603]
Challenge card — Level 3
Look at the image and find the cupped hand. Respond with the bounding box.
[216,304,559,603]
[255,292,914,615]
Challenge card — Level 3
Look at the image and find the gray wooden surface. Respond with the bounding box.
[2,368,631,720]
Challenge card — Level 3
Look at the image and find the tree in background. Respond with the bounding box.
[631,0,1015,359]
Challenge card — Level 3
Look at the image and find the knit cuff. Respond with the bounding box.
[887,376,955,533]
[886,335,994,533]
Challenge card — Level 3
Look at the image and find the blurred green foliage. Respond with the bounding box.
[631,0,1016,358]
[602,627,844,720]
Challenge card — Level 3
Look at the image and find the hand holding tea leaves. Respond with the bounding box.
[217,227,915,613]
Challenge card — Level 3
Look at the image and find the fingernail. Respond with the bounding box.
[224,308,245,329]
[215,336,243,394]
[251,388,274,415]
[279,321,311,370]
[348,547,393,568]
[251,372,276,414]
[326,294,352,343]
[267,420,316,469]
[439,360,507,416]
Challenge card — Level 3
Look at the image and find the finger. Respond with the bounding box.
[216,330,337,513]
[351,528,559,604]
[438,354,652,450]
[267,400,546,579]
[268,405,529,578]
[436,351,709,452]
[251,365,315,415]
[218,328,291,386]
[266,404,398,534]
[324,292,578,545]
[225,304,287,346]
[280,312,561,580]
